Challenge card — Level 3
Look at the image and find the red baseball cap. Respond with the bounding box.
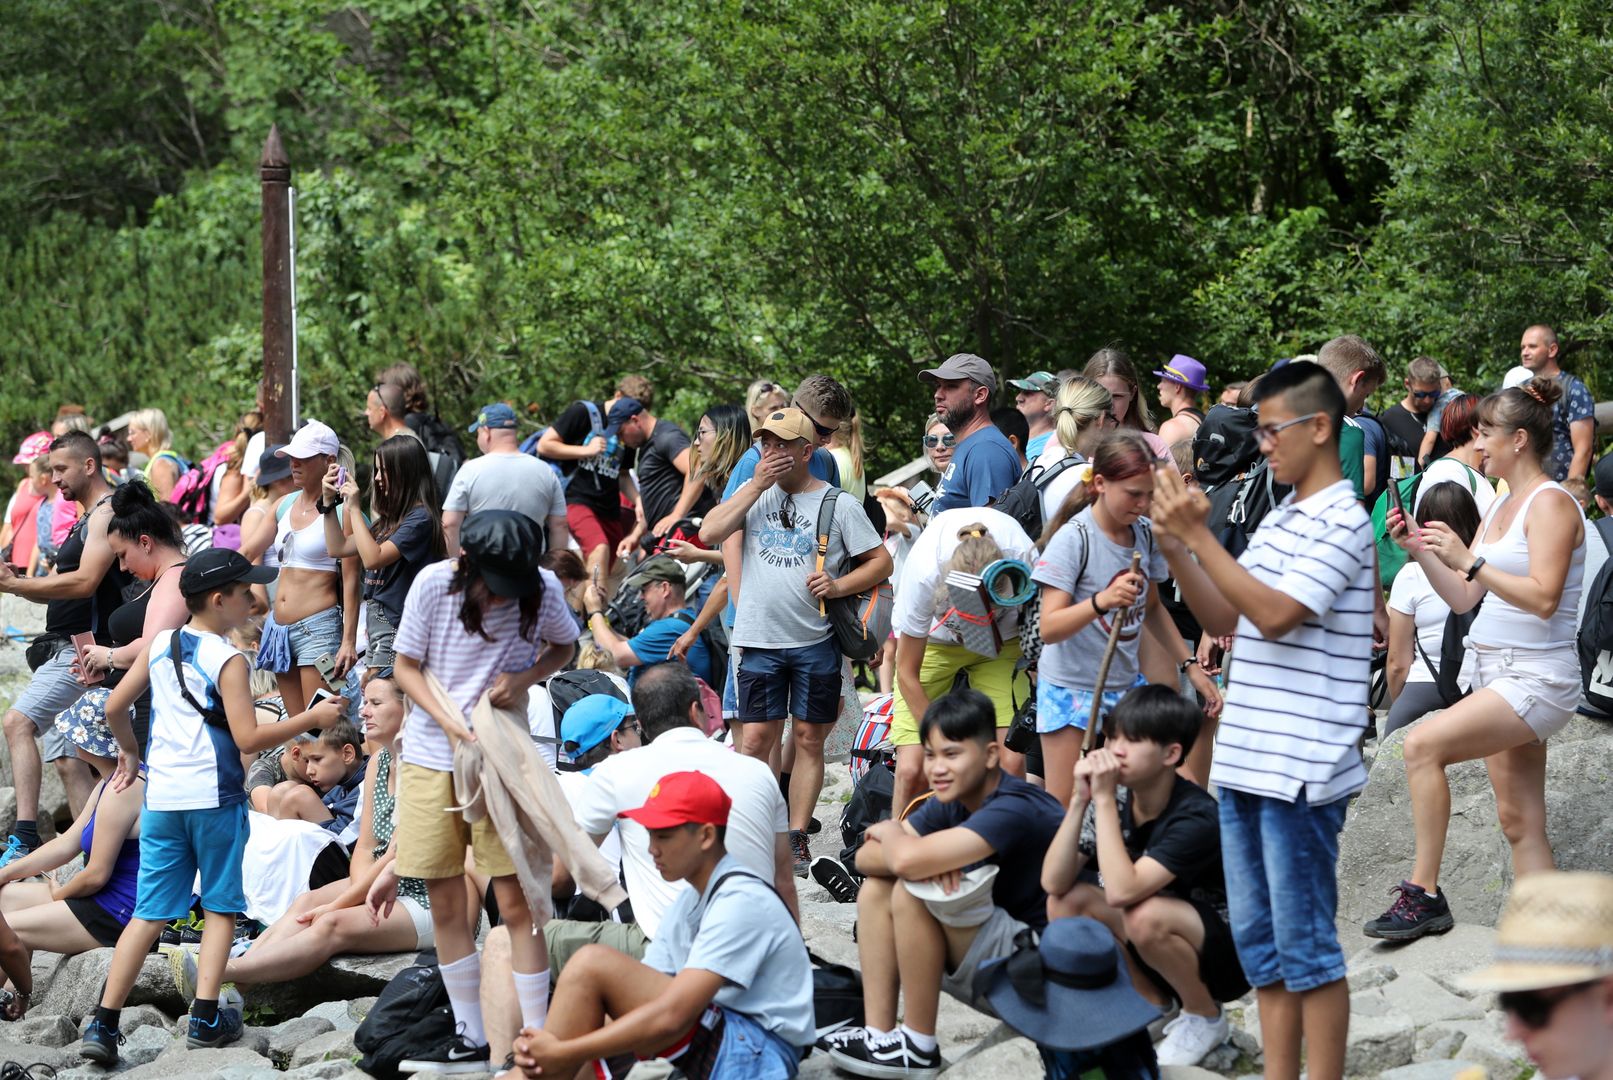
[619,771,731,829]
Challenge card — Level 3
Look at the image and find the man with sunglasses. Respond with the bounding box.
[1378,356,1445,480]
[924,353,1023,515]
[1459,871,1613,1080]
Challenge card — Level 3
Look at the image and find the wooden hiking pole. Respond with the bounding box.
[1083,550,1143,757]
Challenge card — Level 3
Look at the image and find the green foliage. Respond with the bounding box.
[1,0,1608,473]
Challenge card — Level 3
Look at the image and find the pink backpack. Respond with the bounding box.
[168,441,233,523]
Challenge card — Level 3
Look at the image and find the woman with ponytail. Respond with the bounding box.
[1367,376,1587,943]
[887,508,1041,810]
[1031,432,1221,807]
[1033,376,1115,524]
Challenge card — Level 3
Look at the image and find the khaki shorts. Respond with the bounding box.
[543,918,649,978]
[395,762,516,879]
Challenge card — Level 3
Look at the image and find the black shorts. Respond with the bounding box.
[1129,896,1250,1005]
[66,896,126,948]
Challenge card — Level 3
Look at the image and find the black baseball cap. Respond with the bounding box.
[179,549,277,597]
[460,510,545,598]
[257,444,292,485]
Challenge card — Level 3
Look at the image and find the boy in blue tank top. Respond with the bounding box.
[82,549,346,1068]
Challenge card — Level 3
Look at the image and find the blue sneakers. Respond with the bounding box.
[0,836,30,870]
[186,1005,243,1049]
[80,1018,125,1066]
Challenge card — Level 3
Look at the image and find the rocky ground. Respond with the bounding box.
[0,594,1588,1078]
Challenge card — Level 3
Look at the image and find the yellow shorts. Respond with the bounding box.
[395,761,516,879]
[891,639,1025,747]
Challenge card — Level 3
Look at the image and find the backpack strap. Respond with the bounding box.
[1033,454,1081,491]
[583,401,605,440]
[814,486,843,616]
[275,492,298,522]
[168,629,230,730]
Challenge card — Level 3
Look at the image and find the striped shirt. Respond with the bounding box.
[394,560,580,772]
[1209,480,1374,805]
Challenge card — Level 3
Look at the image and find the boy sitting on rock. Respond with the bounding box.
[1041,684,1249,1068]
[829,689,1065,1078]
[296,719,367,835]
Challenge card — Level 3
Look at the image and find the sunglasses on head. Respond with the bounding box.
[1500,981,1599,1030]
[923,433,957,449]
[790,399,837,439]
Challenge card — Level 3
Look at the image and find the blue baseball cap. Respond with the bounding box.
[562,695,633,757]
[605,397,645,436]
[468,402,519,433]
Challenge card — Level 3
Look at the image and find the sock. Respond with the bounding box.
[901,1026,937,1053]
[513,968,551,1030]
[13,820,38,849]
[778,771,792,802]
[439,953,487,1047]
[865,1026,892,1038]
[93,1005,121,1033]
[191,997,219,1024]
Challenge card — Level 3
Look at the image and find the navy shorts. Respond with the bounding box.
[737,640,841,725]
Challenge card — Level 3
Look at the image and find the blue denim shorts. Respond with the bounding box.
[134,802,249,921]
[1217,787,1350,993]
[737,639,842,725]
[1035,674,1147,734]
[709,1008,799,1078]
[285,605,344,667]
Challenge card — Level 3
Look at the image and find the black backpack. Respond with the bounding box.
[837,758,894,876]
[1205,460,1289,559]
[1192,403,1262,489]
[988,455,1084,538]
[1415,600,1482,709]
[1578,520,1613,718]
[406,412,466,500]
[354,962,455,1079]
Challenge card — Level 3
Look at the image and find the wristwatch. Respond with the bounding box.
[318,499,339,516]
[1179,657,1200,674]
[1465,556,1486,581]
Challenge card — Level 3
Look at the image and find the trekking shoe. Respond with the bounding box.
[186,1004,243,1049]
[0,837,30,871]
[828,1028,941,1077]
[398,1029,491,1075]
[789,830,811,878]
[811,856,861,904]
[160,913,205,946]
[1363,880,1455,941]
[168,945,199,1001]
[1154,1009,1229,1066]
[80,1018,124,1066]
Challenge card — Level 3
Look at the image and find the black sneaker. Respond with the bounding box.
[159,914,205,947]
[828,1028,942,1077]
[1363,880,1455,941]
[80,1018,125,1066]
[811,856,861,904]
[398,1030,491,1075]
[807,815,823,835]
[789,829,811,878]
[186,1005,243,1049]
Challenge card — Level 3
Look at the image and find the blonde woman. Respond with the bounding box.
[827,409,866,502]
[1032,376,1115,523]
[745,379,789,433]
[126,409,184,500]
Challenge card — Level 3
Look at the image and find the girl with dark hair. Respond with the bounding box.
[1369,377,1587,942]
[1384,481,1484,739]
[382,510,581,1072]
[1031,432,1221,808]
[692,404,752,499]
[322,435,446,671]
[1083,348,1170,460]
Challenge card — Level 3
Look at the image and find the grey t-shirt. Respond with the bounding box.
[1031,506,1167,692]
[443,452,566,531]
[732,483,884,650]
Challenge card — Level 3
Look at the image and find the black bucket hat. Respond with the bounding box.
[460,510,544,598]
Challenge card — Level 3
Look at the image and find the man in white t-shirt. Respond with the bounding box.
[442,403,569,555]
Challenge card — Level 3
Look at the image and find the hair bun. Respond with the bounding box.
[1525,376,1564,408]
[110,478,157,515]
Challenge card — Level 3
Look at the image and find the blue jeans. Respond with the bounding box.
[1217,787,1349,993]
[710,1009,799,1078]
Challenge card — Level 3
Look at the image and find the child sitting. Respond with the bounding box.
[246,734,313,815]
[294,720,368,834]
[1041,684,1248,1067]
[82,549,346,1067]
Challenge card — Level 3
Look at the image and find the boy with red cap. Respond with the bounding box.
[511,770,813,1079]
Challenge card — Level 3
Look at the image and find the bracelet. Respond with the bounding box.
[1090,596,1107,617]
[105,647,116,672]
[1179,656,1200,674]
[318,500,339,516]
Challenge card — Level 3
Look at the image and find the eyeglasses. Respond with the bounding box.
[1499,981,1598,1030]
[1254,412,1322,446]
[791,399,837,439]
[1410,389,1440,400]
[923,433,957,449]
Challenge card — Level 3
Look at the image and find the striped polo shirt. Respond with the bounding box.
[1209,480,1374,805]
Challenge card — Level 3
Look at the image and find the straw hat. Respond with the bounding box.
[1458,871,1613,993]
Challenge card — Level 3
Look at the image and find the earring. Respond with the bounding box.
[1514,447,1521,455]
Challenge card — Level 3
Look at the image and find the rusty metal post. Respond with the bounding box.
[261,125,294,444]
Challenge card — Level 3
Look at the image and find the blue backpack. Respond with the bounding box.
[524,400,606,489]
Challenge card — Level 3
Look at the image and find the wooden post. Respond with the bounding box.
[261,125,294,444]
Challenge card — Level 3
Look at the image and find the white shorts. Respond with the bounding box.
[397,895,434,949]
[1471,644,1581,741]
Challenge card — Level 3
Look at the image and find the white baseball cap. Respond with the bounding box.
[276,419,340,460]
[1502,365,1533,390]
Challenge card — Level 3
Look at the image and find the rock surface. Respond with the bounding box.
[1337,714,1613,936]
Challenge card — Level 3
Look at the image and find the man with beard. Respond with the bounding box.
[0,431,132,862]
[925,354,1022,514]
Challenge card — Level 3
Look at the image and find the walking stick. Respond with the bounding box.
[1082,550,1143,757]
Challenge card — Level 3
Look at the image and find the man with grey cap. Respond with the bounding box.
[442,402,568,555]
[581,553,713,688]
[924,353,1022,514]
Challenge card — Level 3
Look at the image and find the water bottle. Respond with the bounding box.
[605,435,620,458]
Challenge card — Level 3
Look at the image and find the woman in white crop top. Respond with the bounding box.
[1368,378,1586,944]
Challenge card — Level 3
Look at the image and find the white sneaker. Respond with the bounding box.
[1146,1000,1180,1042]
[1154,1009,1229,1066]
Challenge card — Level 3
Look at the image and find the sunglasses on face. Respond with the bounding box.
[923,433,957,449]
[1254,412,1322,446]
[1411,389,1440,400]
[1500,981,1598,1030]
[791,399,837,439]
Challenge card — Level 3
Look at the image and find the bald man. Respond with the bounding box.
[1520,324,1595,481]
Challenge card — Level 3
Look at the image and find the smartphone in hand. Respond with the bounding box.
[308,687,339,708]
[313,652,342,690]
[336,466,349,489]
[72,632,104,685]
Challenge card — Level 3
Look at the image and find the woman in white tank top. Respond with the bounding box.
[1366,377,1586,944]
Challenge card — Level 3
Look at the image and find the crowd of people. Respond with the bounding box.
[0,326,1606,1080]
